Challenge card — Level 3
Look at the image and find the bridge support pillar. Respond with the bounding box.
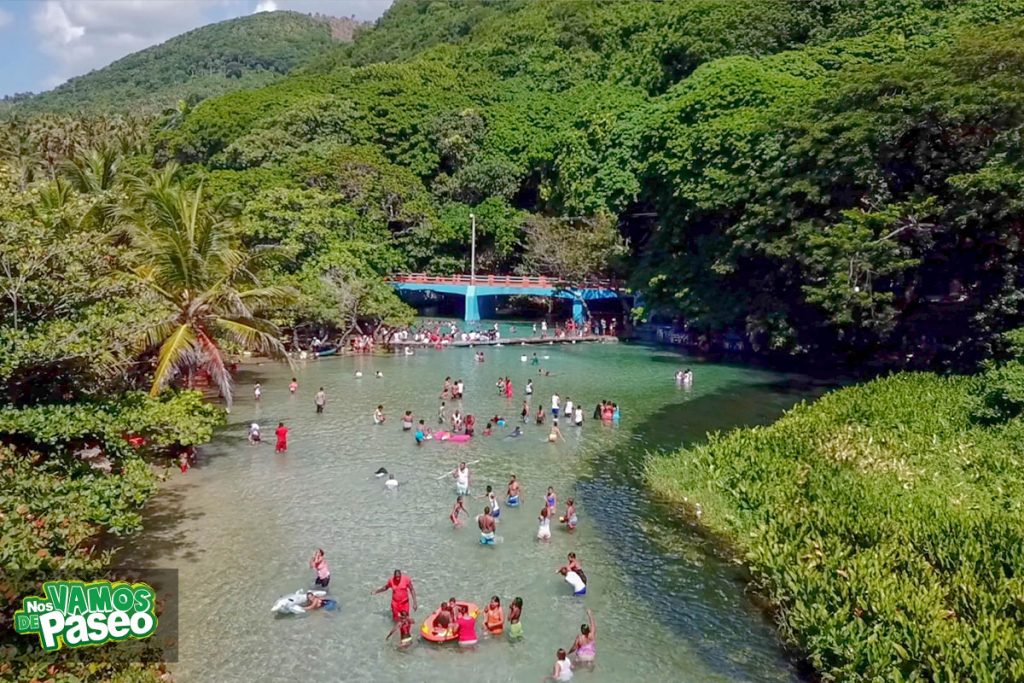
[572,299,585,324]
[464,286,480,322]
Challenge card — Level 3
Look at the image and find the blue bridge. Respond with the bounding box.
[389,273,624,322]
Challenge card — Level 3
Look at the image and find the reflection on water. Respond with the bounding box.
[126,342,815,682]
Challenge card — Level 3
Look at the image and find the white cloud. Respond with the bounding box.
[32,1,209,88]
[29,0,395,91]
[0,8,13,29]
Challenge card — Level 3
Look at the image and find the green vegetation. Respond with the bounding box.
[6,0,1024,679]
[3,11,354,115]
[147,0,1024,367]
[648,365,1024,681]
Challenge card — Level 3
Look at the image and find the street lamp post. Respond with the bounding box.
[470,212,476,285]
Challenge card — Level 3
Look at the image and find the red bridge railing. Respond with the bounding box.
[391,273,619,289]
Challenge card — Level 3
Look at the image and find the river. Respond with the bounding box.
[127,339,817,682]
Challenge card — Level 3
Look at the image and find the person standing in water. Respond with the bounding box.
[525,379,534,395]
[478,506,496,545]
[289,378,298,394]
[438,401,447,425]
[569,609,596,664]
[454,461,471,495]
[374,405,386,424]
[450,495,468,526]
[385,610,415,648]
[537,505,552,541]
[315,387,326,414]
[559,566,587,596]
[551,392,561,418]
[508,597,524,640]
[521,400,530,423]
[253,383,262,402]
[573,405,584,427]
[548,419,564,443]
[456,604,478,647]
[310,548,330,588]
[402,411,414,431]
[274,422,288,453]
[547,648,573,681]
[484,596,504,635]
[372,569,418,621]
[546,487,557,517]
[507,475,521,506]
[504,377,513,399]
[561,498,578,532]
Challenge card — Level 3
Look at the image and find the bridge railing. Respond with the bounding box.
[391,272,620,290]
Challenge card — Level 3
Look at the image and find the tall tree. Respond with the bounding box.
[128,168,295,405]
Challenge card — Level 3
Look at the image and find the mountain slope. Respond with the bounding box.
[4,11,357,115]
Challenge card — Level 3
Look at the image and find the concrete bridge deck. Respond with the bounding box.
[389,273,626,322]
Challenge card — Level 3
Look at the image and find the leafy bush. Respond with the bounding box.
[648,372,1024,681]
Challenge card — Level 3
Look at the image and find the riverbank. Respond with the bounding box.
[647,372,1024,681]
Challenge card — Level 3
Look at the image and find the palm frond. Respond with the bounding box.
[150,323,195,397]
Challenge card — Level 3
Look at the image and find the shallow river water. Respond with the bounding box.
[129,340,816,683]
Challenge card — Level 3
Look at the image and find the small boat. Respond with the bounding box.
[314,345,338,358]
[420,601,479,643]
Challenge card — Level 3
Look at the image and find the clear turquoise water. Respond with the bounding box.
[131,341,815,683]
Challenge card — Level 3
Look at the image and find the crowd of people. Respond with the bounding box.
[242,346,647,679]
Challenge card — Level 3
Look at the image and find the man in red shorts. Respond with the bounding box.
[372,569,418,621]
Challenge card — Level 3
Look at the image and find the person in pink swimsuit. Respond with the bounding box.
[310,548,330,588]
[504,377,513,399]
[569,609,596,664]
[456,604,478,647]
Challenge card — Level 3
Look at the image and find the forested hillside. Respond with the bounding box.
[3,11,356,115]
[155,0,1024,369]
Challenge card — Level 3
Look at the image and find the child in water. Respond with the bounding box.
[508,597,524,640]
[450,496,468,526]
[561,498,578,532]
[386,610,415,648]
[484,596,504,635]
[537,506,552,541]
[374,405,386,424]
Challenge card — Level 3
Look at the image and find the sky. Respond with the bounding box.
[0,0,394,97]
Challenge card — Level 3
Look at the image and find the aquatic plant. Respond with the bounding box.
[649,371,1024,681]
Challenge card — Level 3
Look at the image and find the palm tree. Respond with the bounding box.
[128,167,294,406]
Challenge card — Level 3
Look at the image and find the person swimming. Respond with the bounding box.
[569,609,596,663]
[385,472,398,489]
[507,474,521,506]
[507,426,523,438]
